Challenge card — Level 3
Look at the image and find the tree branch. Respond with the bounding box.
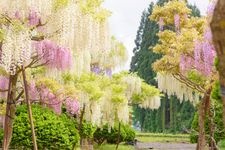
[173,73,206,93]
[15,90,24,101]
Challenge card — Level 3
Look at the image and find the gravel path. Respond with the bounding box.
[135,142,196,150]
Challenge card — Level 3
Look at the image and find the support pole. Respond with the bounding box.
[22,66,38,150]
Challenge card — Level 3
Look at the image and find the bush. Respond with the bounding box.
[93,125,109,145]
[0,128,3,146]
[94,123,136,145]
[80,121,97,139]
[105,124,127,144]
[218,139,225,149]
[123,124,136,142]
[9,104,79,149]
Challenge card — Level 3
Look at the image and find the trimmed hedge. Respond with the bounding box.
[94,123,136,145]
[0,104,79,149]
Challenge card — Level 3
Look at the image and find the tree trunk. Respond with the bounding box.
[196,89,211,150]
[79,104,93,150]
[80,138,93,150]
[116,122,121,150]
[162,98,165,132]
[210,0,225,130]
[197,98,207,150]
[140,109,146,132]
[173,99,177,132]
[22,66,38,150]
[170,97,174,132]
[3,75,18,150]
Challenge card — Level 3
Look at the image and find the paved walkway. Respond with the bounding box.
[135,142,196,150]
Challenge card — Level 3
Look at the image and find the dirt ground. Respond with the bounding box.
[135,142,196,150]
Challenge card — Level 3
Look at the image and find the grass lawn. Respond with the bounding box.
[136,132,190,143]
[74,143,134,150]
[74,133,192,150]
[218,140,225,150]
[94,144,134,150]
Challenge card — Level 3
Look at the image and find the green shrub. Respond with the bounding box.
[123,124,136,142]
[10,104,79,149]
[80,121,97,139]
[104,124,127,144]
[93,125,109,145]
[218,139,225,149]
[0,128,3,146]
[94,123,136,145]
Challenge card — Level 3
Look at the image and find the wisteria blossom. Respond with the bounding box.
[158,17,164,31]
[65,98,79,115]
[34,40,73,70]
[28,81,40,102]
[180,28,216,76]
[28,9,41,26]
[174,14,180,31]
[0,76,9,99]
[91,65,101,74]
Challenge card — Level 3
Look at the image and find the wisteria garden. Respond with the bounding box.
[0,0,225,150]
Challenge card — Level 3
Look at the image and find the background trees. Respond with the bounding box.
[148,0,220,149]
[130,0,200,133]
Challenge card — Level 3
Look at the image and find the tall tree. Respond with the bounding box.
[131,0,200,133]
[131,2,163,132]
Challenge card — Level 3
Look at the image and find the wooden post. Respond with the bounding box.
[22,66,38,150]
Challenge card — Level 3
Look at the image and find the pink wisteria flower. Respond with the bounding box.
[34,40,73,70]
[28,9,41,26]
[28,81,39,101]
[180,28,216,76]
[0,76,9,99]
[174,14,180,31]
[65,98,80,115]
[158,17,164,31]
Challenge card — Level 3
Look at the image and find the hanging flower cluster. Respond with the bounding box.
[179,28,216,76]
[28,9,41,26]
[65,98,79,115]
[0,25,32,75]
[28,81,39,101]
[0,76,8,99]
[28,78,80,115]
[157,73,201,103]
[174,14,180,32]
[91,64,101,74]
[34,40,73,70]
[158,17,164,31]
